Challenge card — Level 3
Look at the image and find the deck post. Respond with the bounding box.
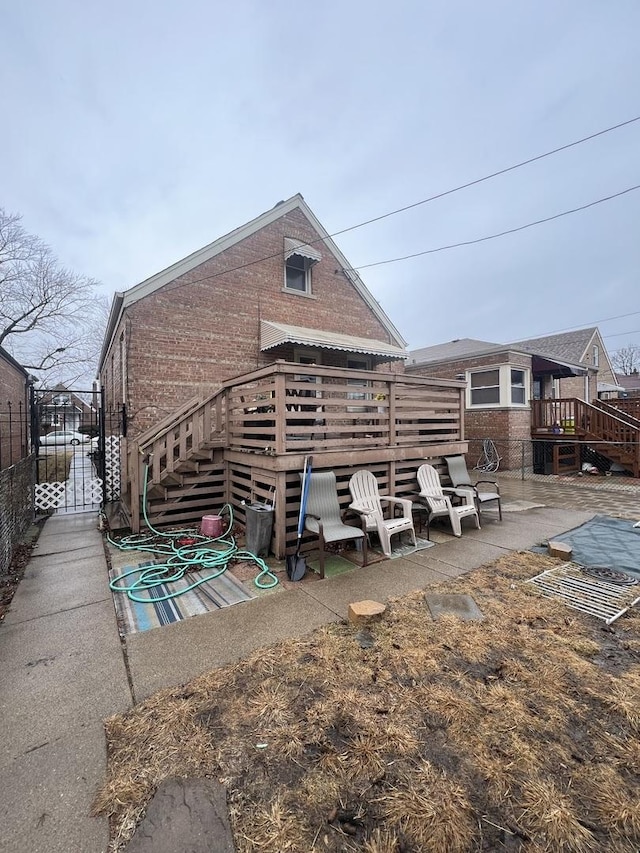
[273,471,287,559]
[388,381,396,446]
[274,373,286,455]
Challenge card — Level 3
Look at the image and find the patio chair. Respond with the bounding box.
[444,455,502,524]
[348,469,416,557]
[301,471,367,578]
[417,464,480,537]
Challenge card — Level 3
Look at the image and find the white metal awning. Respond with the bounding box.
[284,237,322,263]
[260,320,408,360]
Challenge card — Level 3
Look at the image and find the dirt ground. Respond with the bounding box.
[93,551,640,852]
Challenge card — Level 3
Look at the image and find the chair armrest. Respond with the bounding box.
[475,480,500,494]
[419,493,453,511]
[379,495,413,516]
[349,502,375,516]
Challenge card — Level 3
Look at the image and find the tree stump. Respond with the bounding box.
[348,600,386,624]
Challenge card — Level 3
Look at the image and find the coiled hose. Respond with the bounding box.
[108,464,278,603]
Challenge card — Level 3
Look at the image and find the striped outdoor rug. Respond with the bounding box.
[110,561,256,635]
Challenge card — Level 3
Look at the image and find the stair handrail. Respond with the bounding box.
[592,399,640,429]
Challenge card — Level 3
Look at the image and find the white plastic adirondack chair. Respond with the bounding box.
[348,469,416,557]
[417,464,480,537]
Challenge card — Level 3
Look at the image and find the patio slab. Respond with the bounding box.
[125,589,339,701]
[302,556,449,615]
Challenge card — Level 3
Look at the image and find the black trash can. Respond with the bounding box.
[245,503,274,557]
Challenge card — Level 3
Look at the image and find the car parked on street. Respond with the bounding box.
[39,430,97,447]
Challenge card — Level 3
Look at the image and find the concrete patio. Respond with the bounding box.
[0,475,637,852]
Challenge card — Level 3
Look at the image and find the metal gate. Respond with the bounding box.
[31,386,124,514]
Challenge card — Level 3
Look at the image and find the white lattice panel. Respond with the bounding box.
[105,435,121,500]
[35,482,66,510]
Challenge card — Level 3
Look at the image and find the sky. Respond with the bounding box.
[2,0,639,364]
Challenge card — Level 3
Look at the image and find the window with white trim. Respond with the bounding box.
[470,369,500,405]
[285,253,313,293]
[467,365,530,408]
[511,369,526,404]
[592,345,599,367]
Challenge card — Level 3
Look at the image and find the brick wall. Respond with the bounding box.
[0,455,34,576]
[0,351,30,469]
[102,208,403,437]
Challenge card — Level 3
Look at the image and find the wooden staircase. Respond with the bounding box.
[532,398,640,477]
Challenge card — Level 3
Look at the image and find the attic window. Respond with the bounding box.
[284,238,320,294]
[285,253,313,293]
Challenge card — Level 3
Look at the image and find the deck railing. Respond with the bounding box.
[124,362,465,523]
[531,397,640,468]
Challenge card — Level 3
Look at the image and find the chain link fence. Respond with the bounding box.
[465,435,639,481]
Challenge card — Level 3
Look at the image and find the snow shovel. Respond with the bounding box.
[287,455,313,581]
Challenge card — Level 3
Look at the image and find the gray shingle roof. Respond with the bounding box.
[408,338,500,365]
[510,328,597,364]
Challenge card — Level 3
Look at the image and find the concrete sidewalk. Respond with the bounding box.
[0,513,131,853]
[0,489,618,852]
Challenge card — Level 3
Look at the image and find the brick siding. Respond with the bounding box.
[102,208,403,436]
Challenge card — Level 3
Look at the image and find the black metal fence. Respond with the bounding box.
[0,400,30,471]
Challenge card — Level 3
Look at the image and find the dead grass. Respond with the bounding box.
[93,551,640,852]
[37,451,72,483]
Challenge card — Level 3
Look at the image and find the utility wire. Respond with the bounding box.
[343,184,640,271]
[508,309,640,340]
[330,115,640,237]
[155,114,640,297]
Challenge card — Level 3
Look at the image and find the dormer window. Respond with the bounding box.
[284,238,321,295]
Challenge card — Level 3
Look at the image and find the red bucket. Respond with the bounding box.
[201,514,223,538]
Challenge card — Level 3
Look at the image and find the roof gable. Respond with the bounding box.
[511,328,598,364]
[100,195,405,370]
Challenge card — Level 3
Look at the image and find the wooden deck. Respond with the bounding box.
[121,362,468,555]
[531,398,640,477]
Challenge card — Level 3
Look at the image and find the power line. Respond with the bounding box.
[511,309,640,340]
[330,115,640,237]
[602,329,640,341]
[155,114,640,297]
[343,184,640,271]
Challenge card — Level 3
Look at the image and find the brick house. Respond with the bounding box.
[98,195,468,543]
[99,194,407,438]
[405,328,638,475]
[0,346,33,575]
[36,385,96,435]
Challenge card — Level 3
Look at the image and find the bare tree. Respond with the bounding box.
[611,344,640,376]
[0,207,104,385]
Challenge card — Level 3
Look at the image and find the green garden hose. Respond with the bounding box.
[108,463,278,602]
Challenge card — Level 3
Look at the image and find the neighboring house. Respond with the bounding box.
[617,371,640,398]
[0,347,33,576]
[510,327,620,400]
[99,194,408,438]
[405,328,638,476]
[36,385,96,435]
[98,195,468,546]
